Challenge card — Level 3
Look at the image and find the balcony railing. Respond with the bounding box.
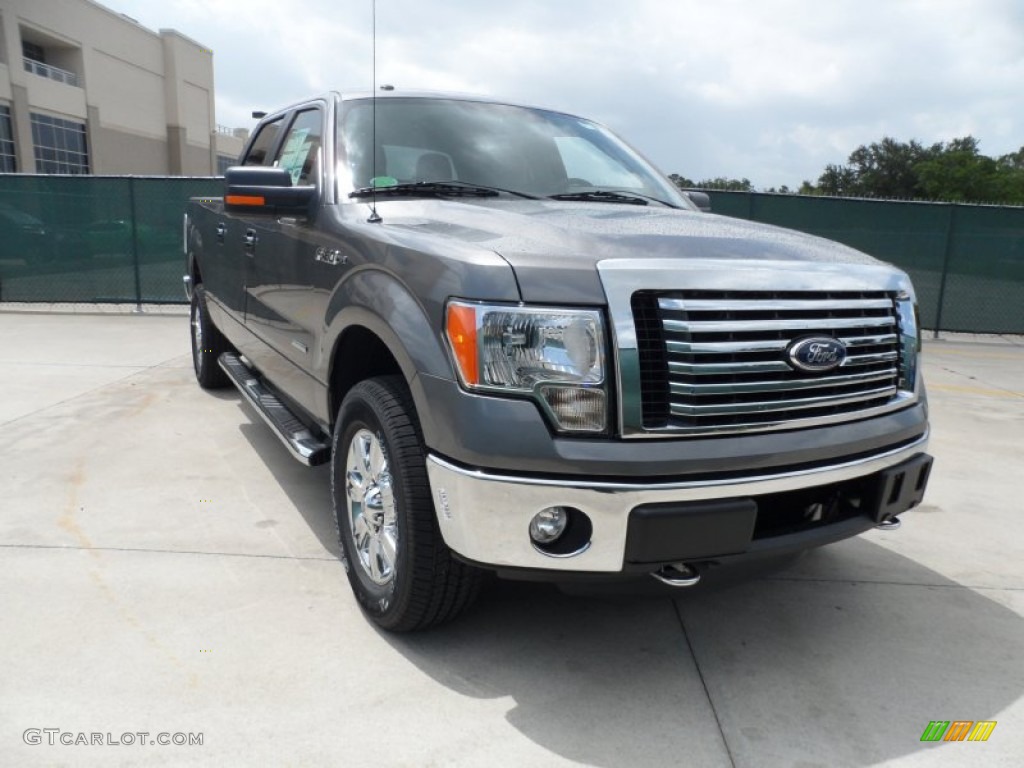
[23,57,80,87]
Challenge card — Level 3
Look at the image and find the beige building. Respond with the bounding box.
[0,0,245,175]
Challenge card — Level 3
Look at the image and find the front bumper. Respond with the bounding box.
[426,433,931,573]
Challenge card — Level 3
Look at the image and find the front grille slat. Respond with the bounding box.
[842,351,899,366]
[668,354,897,375]
[667,339,790,354]
[668,385,899,416]
[841,333,899,347]
[669,368,898,395]
[663,316,896,334]
[658,298,896,312]
[669,360,793,375]
[669,333,900,355]
[633,289,904,434]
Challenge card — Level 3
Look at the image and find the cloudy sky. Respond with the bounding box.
[108,0,1024,189]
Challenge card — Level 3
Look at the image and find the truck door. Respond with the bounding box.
[242,106,326,412]
[202,115,286,320]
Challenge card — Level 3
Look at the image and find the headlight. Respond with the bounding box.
[446,300,607,432]
[895,291,920,392]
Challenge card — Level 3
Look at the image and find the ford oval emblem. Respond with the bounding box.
[787,337,847,373]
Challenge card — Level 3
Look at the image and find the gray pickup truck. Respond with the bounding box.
[184,90,932,631]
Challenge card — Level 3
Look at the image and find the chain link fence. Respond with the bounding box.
[0,175,220,307]
[704,191,1024,335]
[1,178,1022,333]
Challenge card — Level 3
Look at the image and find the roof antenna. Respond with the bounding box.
[367,0,382,224]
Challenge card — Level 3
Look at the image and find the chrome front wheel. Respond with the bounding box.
[345,429,399,586]
[331,376,483,631]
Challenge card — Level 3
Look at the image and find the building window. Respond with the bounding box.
[216,154,235,175]
[0,106,15,173]
[31,113,89,174]
[23,41,46,63]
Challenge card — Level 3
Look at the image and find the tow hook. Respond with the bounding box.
[650,563,701,587]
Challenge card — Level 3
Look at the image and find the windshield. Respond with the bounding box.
[338,97,689,207]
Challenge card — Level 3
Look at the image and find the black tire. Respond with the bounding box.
[190,284,230,389]
[331,376,482,631]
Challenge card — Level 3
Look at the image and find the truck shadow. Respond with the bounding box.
[229,401,1021,767]
[234,413,340,557]
[376,543,1022,768]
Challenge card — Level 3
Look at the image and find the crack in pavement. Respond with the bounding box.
[672,599,737,768]
[763,575,1023,591]
[932,364,1024,398]
[0,360,156,368]
[0,542,338,562]
[0,355,183,430]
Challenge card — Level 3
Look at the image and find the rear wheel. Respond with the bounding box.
[190,284,230,389]
[331,376,482,631]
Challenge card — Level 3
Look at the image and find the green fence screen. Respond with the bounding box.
[705,191,1024,334]
[0,175,220,305]
[1,177,1021,333]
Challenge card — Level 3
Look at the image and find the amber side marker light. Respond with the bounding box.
[225,195,265,206]
[446,303,479,386]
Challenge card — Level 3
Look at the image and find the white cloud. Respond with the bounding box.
[106,0,1024,188]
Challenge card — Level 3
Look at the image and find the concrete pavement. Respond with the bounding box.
[1,312,1021,767]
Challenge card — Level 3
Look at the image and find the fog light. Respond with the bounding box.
[529,507,569,544]
[537,385,606,432]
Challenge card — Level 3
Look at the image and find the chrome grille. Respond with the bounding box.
[634,290,902,433]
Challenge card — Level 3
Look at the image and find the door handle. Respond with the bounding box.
[215,222,226,242]
[244,229,258,253]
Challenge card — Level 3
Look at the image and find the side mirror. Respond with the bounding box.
[685,190,711,212]
[223,166,316,214]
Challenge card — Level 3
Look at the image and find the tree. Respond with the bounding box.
[850,137,938,198]
[667,173,696,188]
[695,177,754,191]
[914,138,1003,202]
[810,136,1024,204]
[815,164,860,196]
[998,146,1024,171]
[668,176,753,192]
[670,138,1024,203]
[995,147,1024,201]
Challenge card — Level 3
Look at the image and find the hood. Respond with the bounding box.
[376,198,890,303]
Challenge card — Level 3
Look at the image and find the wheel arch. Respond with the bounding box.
[186,222,204,295]
[323,268,455,436]
[327,323,406,424]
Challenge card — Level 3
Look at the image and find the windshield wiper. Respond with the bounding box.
[548,190,648,206]
[350,181,538,200]
[548,189,680,208]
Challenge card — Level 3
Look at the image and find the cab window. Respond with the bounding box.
[274,108,323,187]
[243,117,285,166]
